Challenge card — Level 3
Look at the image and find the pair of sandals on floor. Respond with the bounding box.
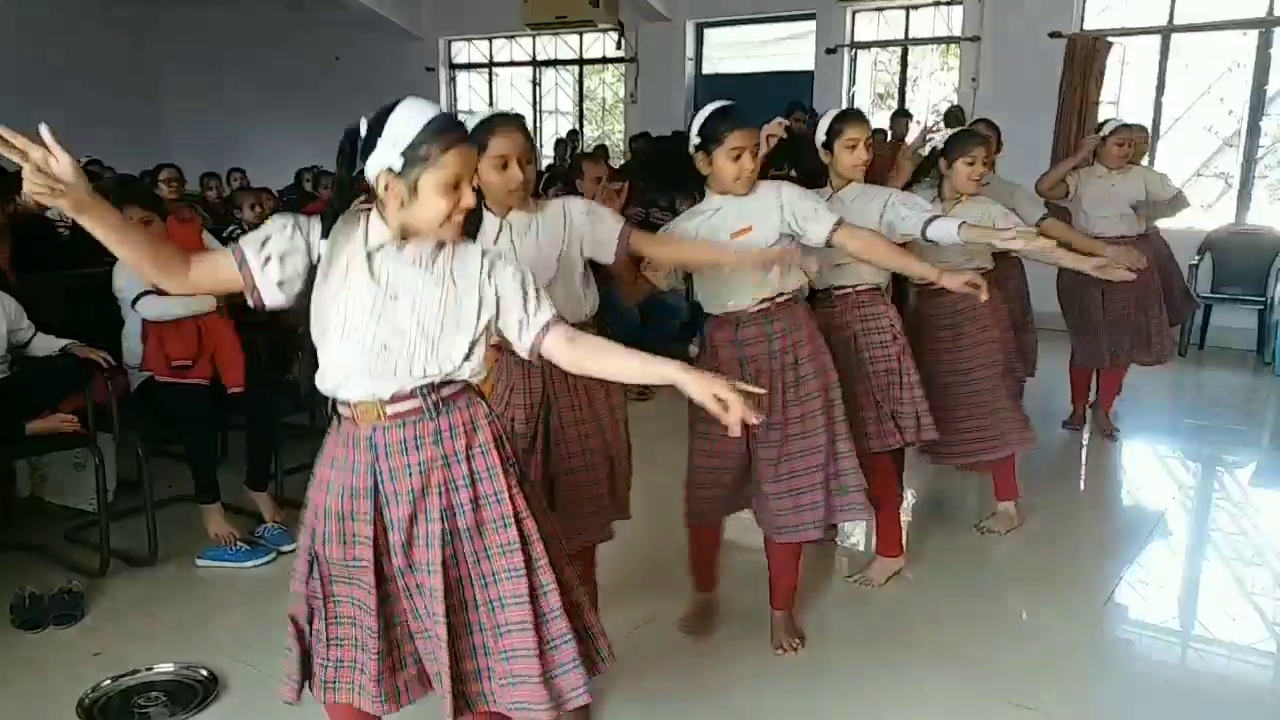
[9,581,86,633]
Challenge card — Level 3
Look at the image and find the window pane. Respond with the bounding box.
[1098,35,1161,131]
[850,47,903,128]
[1173,0,1269,25]
[582,63,626,162]
[1249,32,1280,225]
[492,66,534,124]
[556,34,581,60]
[908,4,962,39]
[700,20,817,75]
[903,43,961,126]
[1083,0,1172,30]
[853,9,906,43]
[513,36,534,62]
[583,31,605,59]
[538,66,580,165]
[603,30,625,58]
[492,38,512,63]
[452,70,490,114]
[1155,30,1257,229]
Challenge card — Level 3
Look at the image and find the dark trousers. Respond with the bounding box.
[0,354,92,448]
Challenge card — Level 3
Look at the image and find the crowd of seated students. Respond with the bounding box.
[0,155,326,571]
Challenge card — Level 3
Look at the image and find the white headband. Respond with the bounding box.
[1098,119,1126,138]
[361,96,444,185]
[814,108,841,152]
[923,127,961,156]
[689,100,735,154]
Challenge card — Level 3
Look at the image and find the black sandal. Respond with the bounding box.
[8,587,49,634]
[46,581,86,629]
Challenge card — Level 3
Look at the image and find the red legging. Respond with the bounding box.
[1069,365,1129,412]
[987,454,1019,503]
[860,448,906,558]
[688,524,804,612]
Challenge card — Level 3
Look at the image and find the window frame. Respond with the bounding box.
[1081,0,1280,224]
[841,0,973,117]
[441,29,634,163]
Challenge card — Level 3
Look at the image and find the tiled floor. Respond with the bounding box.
[4,332,1280,719]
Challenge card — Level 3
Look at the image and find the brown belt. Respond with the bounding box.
[335,382,469,424]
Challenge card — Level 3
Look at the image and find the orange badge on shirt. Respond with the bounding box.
[729,226,754,240]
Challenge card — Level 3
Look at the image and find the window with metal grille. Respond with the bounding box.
[1085,0,1280,228]
[445,30,631,166]
[843,1,970,129]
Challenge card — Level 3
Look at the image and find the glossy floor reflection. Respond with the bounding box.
[3,332,1279,718]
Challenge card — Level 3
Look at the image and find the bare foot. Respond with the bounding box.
[244,488,284,524]
[677,593,718,639]
[1061,407,1086,431]
[770,609,806,656]
[846,554,906,588]
[1091,407,1120,441]
[975,501,1023,536]
[199,504,241,545]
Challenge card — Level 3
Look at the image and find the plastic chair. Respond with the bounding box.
[1177,224,1280,360]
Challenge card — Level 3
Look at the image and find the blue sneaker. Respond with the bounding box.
[253,522,298,553]
[194,540,278,569]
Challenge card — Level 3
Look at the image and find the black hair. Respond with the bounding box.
[784,100,808,119]
[138,169,156,189]
[969,117,1003,153]
[293,166,315,187]
[819,108,872,153]
[152,162,184,184]
[691,103,756,156]
[591,143,610,158]
[871,128,888,141]
[942,104,967,130]
[552,137,570,161]
[225,166,248,183]
[890,108,914,123]
[81,158,105,171]
[315,169,335,184]
[907,128,990,191]
[0,170,20,208]
[326,96,469,236]
[100,178,169,220]
[566,128,581,139]
[461,112,537,238]
[229,187,259,210]
[761,134,826,189]
[629,131,652,152]
[198,171,222,187]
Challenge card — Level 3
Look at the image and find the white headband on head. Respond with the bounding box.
[1098,119,1126,138]
[689,100,735,154]
[814,108,841,152]
[923,127,961,156]
[361,96,444,185]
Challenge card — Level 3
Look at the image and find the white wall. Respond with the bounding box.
[0,2,161,174]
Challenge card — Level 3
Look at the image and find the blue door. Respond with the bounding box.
[692,15,818,128]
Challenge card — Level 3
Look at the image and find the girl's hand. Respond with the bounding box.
[1083,256,1138,282]
[934,269,989,301]
[760,118,789,158]
[67,344,115,367]
[1103,243,1148,271]
[1076,134,1101,160]
[673,367,765,437]
[0,124,92,213]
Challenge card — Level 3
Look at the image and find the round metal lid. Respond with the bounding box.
[76,663,220,720]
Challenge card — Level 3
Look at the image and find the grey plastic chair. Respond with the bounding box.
[1178,224,1280,360]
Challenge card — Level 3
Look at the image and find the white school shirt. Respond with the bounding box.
[981,173,1050,228]
[474,196,629,325]
[910,190,1020,273]
[0,290,74,379]
[1063,163,1182,238]
[810,182,940,291]
[113,230,224,389]
[659,180,844,315]
[232,209,558,403]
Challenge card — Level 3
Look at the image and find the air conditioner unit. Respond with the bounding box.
[523,0,620,30]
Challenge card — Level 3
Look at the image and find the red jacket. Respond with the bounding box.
[140,210,246,392]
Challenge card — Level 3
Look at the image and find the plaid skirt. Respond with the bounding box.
[810,286,937,454]
[1056,231,1197,368]
[487,347,632,555]
[687,296,870,543]
[283,385,613,718]
[991,252,1038,378]
[907,275,1036,467]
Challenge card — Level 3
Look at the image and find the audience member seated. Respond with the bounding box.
[197,171,233,234]
[257,186,280,216]
[220,187,269,244]
[225,166,251,193]
[278,166,316,211]
[590,143,611,164]
[0,289,114,452]
[297,169,334,215]
[538,137,572,198]
[152,163,213,230]
[105,182,295,570]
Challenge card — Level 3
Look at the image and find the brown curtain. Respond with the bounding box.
[1050,33,1113,165]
